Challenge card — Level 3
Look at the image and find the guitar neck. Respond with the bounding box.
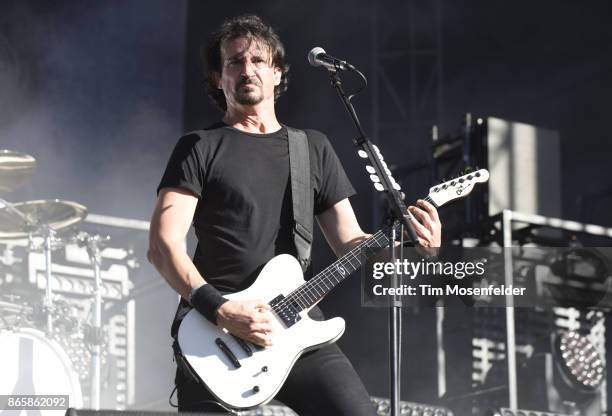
[286,227,392,311]
[281,169,489,312]
[287,196,439,310]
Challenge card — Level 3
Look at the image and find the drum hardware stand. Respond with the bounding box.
[42,225,57,334]
[77,232,110,410]
[0,197,59,334]
[28,225,65,336]
[322,67,420,416]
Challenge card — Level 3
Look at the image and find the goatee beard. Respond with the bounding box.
[235,91,263,105]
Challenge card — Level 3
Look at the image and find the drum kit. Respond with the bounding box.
[0,149,111,411]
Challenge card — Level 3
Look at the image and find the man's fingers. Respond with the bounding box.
[248,320,274,334]
[254,307,275,327]
[408,208,435,246]
[408,214,433,241]
[250,331,274,347]
[416,199,440,223]
[414,199,441,247]
[409,206,434,231]
[253,299,271,310]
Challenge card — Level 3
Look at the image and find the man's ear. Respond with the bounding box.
[273,68,282,86]
[212,72,222,89]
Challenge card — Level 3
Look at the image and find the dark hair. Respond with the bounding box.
[202,14,290,111]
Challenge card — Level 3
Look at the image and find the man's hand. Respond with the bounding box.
[407,199,442,255]
[216,299,275,347]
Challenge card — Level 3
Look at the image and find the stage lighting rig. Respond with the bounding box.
[554,331,604,392]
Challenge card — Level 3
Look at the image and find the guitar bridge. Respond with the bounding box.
[269,295,301,328]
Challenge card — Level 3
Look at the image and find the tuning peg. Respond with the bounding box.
[358,150,368,158]
[374,183,384,192]
[370,175,380,183]
[366,165,375,174]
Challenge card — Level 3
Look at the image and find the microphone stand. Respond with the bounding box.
[325,68,420,416]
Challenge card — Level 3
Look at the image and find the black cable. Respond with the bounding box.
[347,68,368,102]
[168,386,178,408]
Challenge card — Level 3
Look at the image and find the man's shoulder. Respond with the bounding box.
[284,126,330,148]
[179,122,227,146]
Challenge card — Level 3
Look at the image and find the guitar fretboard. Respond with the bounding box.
[284,228,391,311]
[279,195,437,312]
[266,169,489,317]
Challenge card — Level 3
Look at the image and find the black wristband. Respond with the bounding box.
[190,284,228,325]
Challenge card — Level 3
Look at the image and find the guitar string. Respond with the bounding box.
[269,195,436,313]
[268,171,486,312]
[269,194,436,313]
[269,234,382,312]
[286,231,387,309]
[270,229,389,313]
[298,232,388,305]
[275,194,436,310]
[266,231,380,312]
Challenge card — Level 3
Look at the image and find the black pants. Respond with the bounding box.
[174,309,377,416]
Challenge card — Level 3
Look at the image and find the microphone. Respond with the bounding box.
[307,47,355,72]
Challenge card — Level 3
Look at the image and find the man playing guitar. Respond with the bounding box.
[148,14,441,415]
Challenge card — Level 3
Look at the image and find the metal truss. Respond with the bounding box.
[370,0,445,228]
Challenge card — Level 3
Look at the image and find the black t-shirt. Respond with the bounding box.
[157,122,355,335]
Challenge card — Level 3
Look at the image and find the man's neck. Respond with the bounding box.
[223,104,282,134]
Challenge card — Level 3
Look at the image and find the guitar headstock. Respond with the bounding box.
[428,169,489,207]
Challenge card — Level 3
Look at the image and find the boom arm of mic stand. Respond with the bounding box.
[327,70,420,245]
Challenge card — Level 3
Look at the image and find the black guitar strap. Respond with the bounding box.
[286,127,313,272]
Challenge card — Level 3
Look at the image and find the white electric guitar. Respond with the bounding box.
[178,169,489,410]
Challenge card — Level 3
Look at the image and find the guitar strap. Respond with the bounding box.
[286,127,313,272]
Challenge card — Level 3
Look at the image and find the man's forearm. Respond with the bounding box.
[148,241,205,300]
[148,241,229,324]
[339,233,372,256]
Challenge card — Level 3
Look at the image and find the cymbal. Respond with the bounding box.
[0,199,87,239]
[0,150,37,193]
